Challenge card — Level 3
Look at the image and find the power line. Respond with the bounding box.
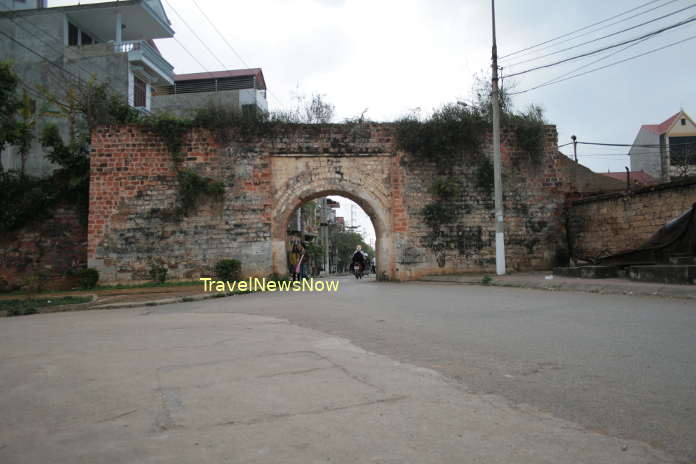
[504,2,696,68]
[508,31,696,95]
[507,34,652,95]
[578,140,696,148]
[499,0,664,59]
[500,0,681,63]
[170,35,215,76]
[161,0,226,72]
[189,0,251,69]
[189,0,286,109]
[505,15,696,79]
[3,12,124,94]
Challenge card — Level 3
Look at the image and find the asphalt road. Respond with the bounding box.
[173,276,696,462]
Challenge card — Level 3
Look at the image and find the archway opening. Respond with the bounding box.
[283,194,378,279]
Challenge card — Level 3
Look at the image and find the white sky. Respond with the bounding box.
[49,0,696,175]
[328,196,376,248]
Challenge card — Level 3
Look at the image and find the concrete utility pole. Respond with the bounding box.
[572,135,578,191]
[491,0,506,275]
[321,198,330,276]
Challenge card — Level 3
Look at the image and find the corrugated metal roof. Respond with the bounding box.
[174,68,266,90]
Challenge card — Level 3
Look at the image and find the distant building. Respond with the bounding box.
[630,110,696,181]
[600,171,657,188]
[152,68,268,117]
[0,0,175,175]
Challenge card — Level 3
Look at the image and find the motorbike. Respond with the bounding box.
[353,263,364,279]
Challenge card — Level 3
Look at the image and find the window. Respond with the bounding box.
[133,76,147,108]
[68,23,78,46]
[81,31,93,45]
[681,118,686,126]
[670,136,696,165]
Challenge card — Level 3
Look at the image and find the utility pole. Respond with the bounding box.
[571,134,578,191]
[491,0,505,275]
[321,198,330,276]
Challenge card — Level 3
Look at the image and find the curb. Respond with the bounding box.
[417,277,696,300]
[91,290,256,310]
[1,294,98,317]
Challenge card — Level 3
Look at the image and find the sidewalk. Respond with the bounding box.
[0,309,677,463]
[418,271,696,299]
[0,283,215,316]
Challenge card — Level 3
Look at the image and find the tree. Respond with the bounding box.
[0,61,24,172]
[330,230,375,272]
[303,93,334,124]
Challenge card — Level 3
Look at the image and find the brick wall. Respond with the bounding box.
[568,178,696,260]
[0,205,87,291]
[89,123,572,282]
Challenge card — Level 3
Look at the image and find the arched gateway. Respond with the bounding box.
[270,154,395,279]
[88,123,569,283]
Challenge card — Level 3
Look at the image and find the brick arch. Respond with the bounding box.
[270,156,396,279]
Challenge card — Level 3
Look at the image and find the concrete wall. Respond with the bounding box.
[568,178,696,260]
[0,13,131,176]
[629,128,661,180]
[151,89,242,117]
[88,123,573,283]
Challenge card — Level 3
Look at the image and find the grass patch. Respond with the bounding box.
[94,280,201,291]
[2,296,92,316]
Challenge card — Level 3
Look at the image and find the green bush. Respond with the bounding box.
[214,259,241,282]
[144,112,192,162]
[149,263,167,283]
[395,103,487,167]
[0,171,57,232]
[78,268,99,289]
[176,169,225,214]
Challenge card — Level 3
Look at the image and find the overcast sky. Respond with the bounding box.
[48,0,696,238]
[49,0,696,173]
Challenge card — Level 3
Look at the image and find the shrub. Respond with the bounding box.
[144,112,192,162]
[504,105,546,165]
[395,103,487,167]
[78,268,99,289]
[149,263,167,283]
[214,259,241,282]
[176,169,224,214]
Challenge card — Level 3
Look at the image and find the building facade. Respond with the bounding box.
[630,110,696,181]
[151,69,268,117]
[0,0,175,175]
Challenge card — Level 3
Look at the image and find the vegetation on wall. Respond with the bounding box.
[394,72,547,258]
[1,65,137,232]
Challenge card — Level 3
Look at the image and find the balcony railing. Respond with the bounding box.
[115,40,174,84]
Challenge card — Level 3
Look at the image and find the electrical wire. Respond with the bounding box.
[506,34,652,95]
[500,0,681,62]
[578,140,696,147]
[504,2,696,68]
[161,0,226,73]
[508,32,696,95]
[188,0,286,109]
[500,0,667,59]
[505,15,696,79]
[3,13,123,94]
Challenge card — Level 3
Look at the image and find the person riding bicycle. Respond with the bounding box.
[351,245,366,277]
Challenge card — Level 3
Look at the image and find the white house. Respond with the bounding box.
[630,110,696,181]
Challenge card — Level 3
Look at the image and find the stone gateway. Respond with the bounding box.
[88,123,571,282]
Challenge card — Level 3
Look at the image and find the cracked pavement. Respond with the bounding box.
[0,283,687,463]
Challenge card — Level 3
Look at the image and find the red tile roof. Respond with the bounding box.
[641,112,681,135]
[601,171,658,185]
[174,68,266,90]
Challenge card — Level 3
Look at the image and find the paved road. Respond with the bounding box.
[173,277,696,462]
